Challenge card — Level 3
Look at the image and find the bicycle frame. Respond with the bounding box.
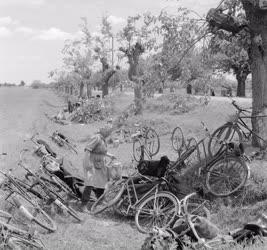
[230,101,267,143]
[170,134,243,177]
[116,175,165,215]
[0,170,38,208]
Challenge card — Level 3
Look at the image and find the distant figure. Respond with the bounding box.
[187,84,192,94]
[68,100,73,113]
[210,88,215,96]
[96,94,101,98]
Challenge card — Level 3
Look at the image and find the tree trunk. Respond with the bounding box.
[86,82,92,98]
[121,42,145,115]
[102,70,116,98]
[134,83,143,115]
[102,82,109,98]
[242,1,267,149]
[79,81,84,98]
[236,72,247,97]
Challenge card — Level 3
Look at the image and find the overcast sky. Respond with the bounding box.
[0,0,219,84]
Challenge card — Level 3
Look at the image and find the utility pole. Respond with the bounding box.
[111,35,114,69]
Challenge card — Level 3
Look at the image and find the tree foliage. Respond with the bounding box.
[207,0,251,96]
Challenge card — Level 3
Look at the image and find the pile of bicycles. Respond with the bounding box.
[90,153,210,234]
[89,120,251,236]
[141,192,267,250]
[170,122,250,197]
[0,133,87,249]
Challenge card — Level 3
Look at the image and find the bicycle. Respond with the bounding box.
[50,131,78,154]
[91,159,210,234]
[208,100,267,157]
[170,124,250,197]
[27,134,83,201]
[141,192,235,250]
[0,209,45,249]
[18,149,82,222]
[132,124,160,162]
[91,173,180,234]
[0,168,57,233]
[171,127,201,163]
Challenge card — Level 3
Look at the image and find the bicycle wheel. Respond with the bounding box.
[171,127,185,152]
[135,191,180,234]
[208,124,242,157]
[91,180,125,215]
[185,194,211,220]
[9,193,57,232]
[144,128,160,157]
[205,156,249,197]
[133,139,142,162]
[7,236,45,250]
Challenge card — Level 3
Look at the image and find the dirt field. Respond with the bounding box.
[2,87,266,250]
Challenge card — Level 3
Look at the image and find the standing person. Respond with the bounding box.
[79,125,115,212]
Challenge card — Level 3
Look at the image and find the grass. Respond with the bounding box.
[1,87,267,249]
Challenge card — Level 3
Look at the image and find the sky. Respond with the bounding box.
[0,0,219,84]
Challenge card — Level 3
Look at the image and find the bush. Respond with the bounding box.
[144,93,208,115]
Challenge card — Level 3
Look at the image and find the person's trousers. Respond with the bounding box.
[81,186,104,204]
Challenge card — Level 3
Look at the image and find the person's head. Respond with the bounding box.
[98,125,113,138]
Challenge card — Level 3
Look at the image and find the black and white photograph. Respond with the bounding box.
[1,0,267,249]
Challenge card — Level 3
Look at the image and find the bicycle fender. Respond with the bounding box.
[54,199,68,211]
[19,206,34,221]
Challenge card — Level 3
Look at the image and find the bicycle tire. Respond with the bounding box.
[133,139,142,162]
[91,180,125,215]
[208,124,242,157]
[205,156,249,197]
[135,191,180,234]
[11,194,57,233]
[171,127,185,152]
[7,236,45,250]
[144,127,160,157]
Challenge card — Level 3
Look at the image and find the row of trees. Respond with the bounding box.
[51,9,214,113]
[51,0,267,148]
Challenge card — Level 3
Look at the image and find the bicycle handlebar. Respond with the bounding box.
[231,100,251,113]
[200,121,239,147]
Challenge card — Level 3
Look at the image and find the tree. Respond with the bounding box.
[207,0,251,97]
[145,8,207,94]
[62,19,93,98]
[118,13,158,114]
[82,16,117,98]
[207,0,267,148]
[19,80,26,86]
